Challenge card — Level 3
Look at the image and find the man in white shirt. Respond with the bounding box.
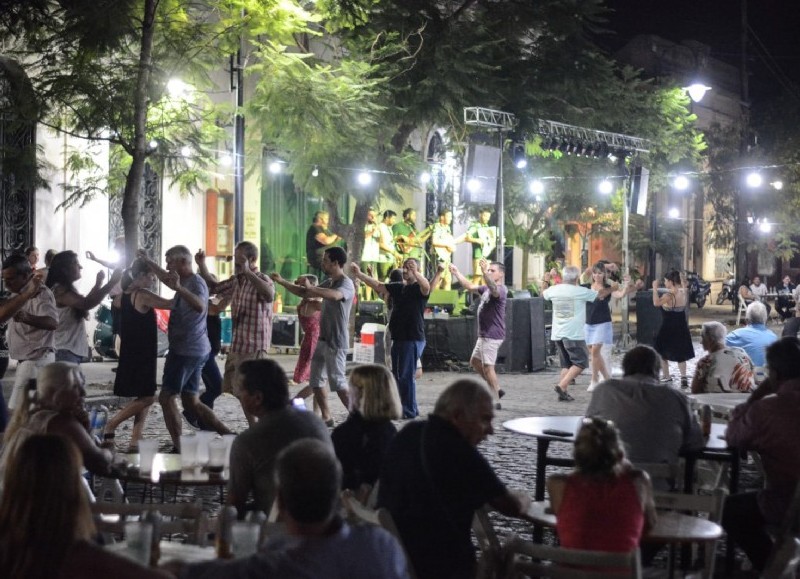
[376,210,400,281]
[543,265,612,401]
[360,209,381,299]
[749,275,771,316]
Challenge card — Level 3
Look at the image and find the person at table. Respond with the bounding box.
[737,275,755,309]
[723,337,800,573]
[585,345,704,488]
[0,434,172,579]
[725,301,777,369]
[174,439,408,579]
[0,362,115,479]
[690,321,755,394]
[352,258,442,419]
[377,379,531,579]
[332,364,400,495]
[750,275,770,312]
[652,270,694,389]
[776,274,796,320]
[449,258,508,408]
[227,358,331,518]
[547,417,657,553]
[137,246,233,450]
[305,210,341,280]
[543,265,614,402]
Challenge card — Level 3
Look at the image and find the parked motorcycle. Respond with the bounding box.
[716,272,736,305]
[686,271,711,308]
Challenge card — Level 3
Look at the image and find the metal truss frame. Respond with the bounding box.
[464,107,516,131]
[536,119,650,153]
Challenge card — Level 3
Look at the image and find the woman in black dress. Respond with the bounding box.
[652,270,695,388]
[103,259,175,451]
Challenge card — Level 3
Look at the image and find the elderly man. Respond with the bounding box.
[196,241,274,427]
[1,254,58,412]
[586,345,704,471]
[272,246,354,426]
[378,379,531,579]
[543,264,613,401]
[724,337,800,572]
[725,301,778,368]
[138,246,232,449]
[749,275,771,316]
[691,321,755,394]
[352,258,442,419]
[227,359,331,518]
[177,439,408,579]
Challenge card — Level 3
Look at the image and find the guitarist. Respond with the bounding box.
[464,209,497,285]
[393,208,431,263]
[431,208,466,290]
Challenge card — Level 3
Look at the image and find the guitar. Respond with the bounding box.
[432,224,458,262]
[476,225,497,259]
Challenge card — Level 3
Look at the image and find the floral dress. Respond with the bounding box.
[293,298,321,383]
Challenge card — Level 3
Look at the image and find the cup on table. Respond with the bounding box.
[195,431,215,466]
[125,521,153,566]
[180,434,198,469]
[231,521,260,558]
[222,434,236,468]
[208,438,227,474]
[138,439,159,475]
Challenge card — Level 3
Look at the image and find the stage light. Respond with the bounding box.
[746,172,763,188]
[758,220,772,233]
[269,161,282,174]
[529,180,544,196]
[668,207,680,219]
[357,171,372,186]
[420,171,431,184]
[598,179,613,195]
[513,144,527,169]
[596,142,609,159]
[771,180,783,190]
[558,139,569,154]
[467,178,481,193]
[673,175,690,191]
[311,165,319,177]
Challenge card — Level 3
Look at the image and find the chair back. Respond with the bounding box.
[736,298,748,325]
[91,499,209,546]
[652,489,725,578]
[504,536,642,579]
[472,505,505,579]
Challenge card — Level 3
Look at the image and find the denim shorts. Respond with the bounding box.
[161,352,208,396]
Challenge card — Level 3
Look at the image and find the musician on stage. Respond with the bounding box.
[431,209,465,290]
[464,209,497,285]
[393,208,431,263]
[449,259,507,409]
[377,210,401,281]
[361,208,381,300]
[305,211,340,280]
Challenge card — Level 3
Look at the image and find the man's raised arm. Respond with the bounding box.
[449,263,477,292]
[351,263,386,295]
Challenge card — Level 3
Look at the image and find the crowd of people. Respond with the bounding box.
[1,229,799,577]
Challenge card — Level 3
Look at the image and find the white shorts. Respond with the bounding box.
[471,338,504,366]
[584,322,613,346]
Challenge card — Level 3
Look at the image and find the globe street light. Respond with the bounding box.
[685,83,712,103]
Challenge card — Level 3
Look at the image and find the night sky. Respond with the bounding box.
[601,0,800,100]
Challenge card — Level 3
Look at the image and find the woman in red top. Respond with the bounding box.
[547,417,656,553]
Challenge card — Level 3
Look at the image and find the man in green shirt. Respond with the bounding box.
[464,209,497,284]
[393,208,431,263]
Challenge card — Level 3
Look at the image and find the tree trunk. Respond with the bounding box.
[121,0,157,263]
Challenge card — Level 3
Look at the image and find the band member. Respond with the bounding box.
[305,211,340,280]
[449,259,507,408]
[393,208,431,262]
[361,208,381,300]
[431,209,465,290]
[377,210,401,281]
[464,209,497,285]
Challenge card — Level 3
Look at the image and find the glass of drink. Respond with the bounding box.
[125,521,153,566]
[231,521,260,558]
[208,438,227,474]
[222,434,236,468]
[138,439,159,475]
[179,434,198,469]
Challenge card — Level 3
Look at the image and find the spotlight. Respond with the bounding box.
[420,171,431,184]
[746,172,763,188]
[758,220,772,233]
[545,137,559,152]
[771,180,783,190]
[668,207,680,219]
[311,165,319,177]
[673,175,690,191]
[598,179,613,195]
[357,171,372,186]
[513,144,527,169]
[558,140,569,154]
[467,178,481,193]
[269,161,282,174]
[595,142,609,159]
[529,180,544,196]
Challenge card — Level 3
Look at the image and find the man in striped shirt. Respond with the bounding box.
[197,241,275,426]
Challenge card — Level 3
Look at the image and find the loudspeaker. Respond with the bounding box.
[529,297,547,371]
[496,298,532,373]
[422,317,476,369]
[630,166,649,216]
[501,246,514,286]
[358,301,385,316]
[355,312,386,336]
[272,314,301,348]
[463,143,500,205]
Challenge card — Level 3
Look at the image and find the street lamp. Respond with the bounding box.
[685,83,712,103]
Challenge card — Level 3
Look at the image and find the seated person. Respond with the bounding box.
[227,358,331,518]
[725,302,778,368]
[174,439,408,579]
[737,276,755,308]
[724,337,800,573]
[0,434,170,578]
[749,275,772,316]
[0,362,114,478]
[585,346,704,485]
[782,306,800,340]
[776,275,796,320]
[691,321,755,394]
[548,417,656,552]
[378,379,531,579]
[332,364,400,494]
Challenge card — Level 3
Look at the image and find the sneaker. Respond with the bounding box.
[494,402,502,410]
[554,385,574,402]
[182,409,200,430]
[324,418,335,428]
[680,376,689,389]
[659,375,673,384]
[587,381,598,392]
[498,389,506,399]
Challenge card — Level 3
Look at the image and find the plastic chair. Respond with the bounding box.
[90,499,209,545]
[736,298,749,326]
[472,505,505,579]
[504,537,642,578]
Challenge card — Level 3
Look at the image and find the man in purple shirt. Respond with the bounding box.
[724,337,800,572]
[450,259,507,408]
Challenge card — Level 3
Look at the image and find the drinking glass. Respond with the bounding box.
[125,521,153,566]
[138,439,158,475]
[208,438,227,474]
[179,434,198,469]
[231,521,260,557]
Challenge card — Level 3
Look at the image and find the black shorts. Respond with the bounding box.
[555,339,589,370]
